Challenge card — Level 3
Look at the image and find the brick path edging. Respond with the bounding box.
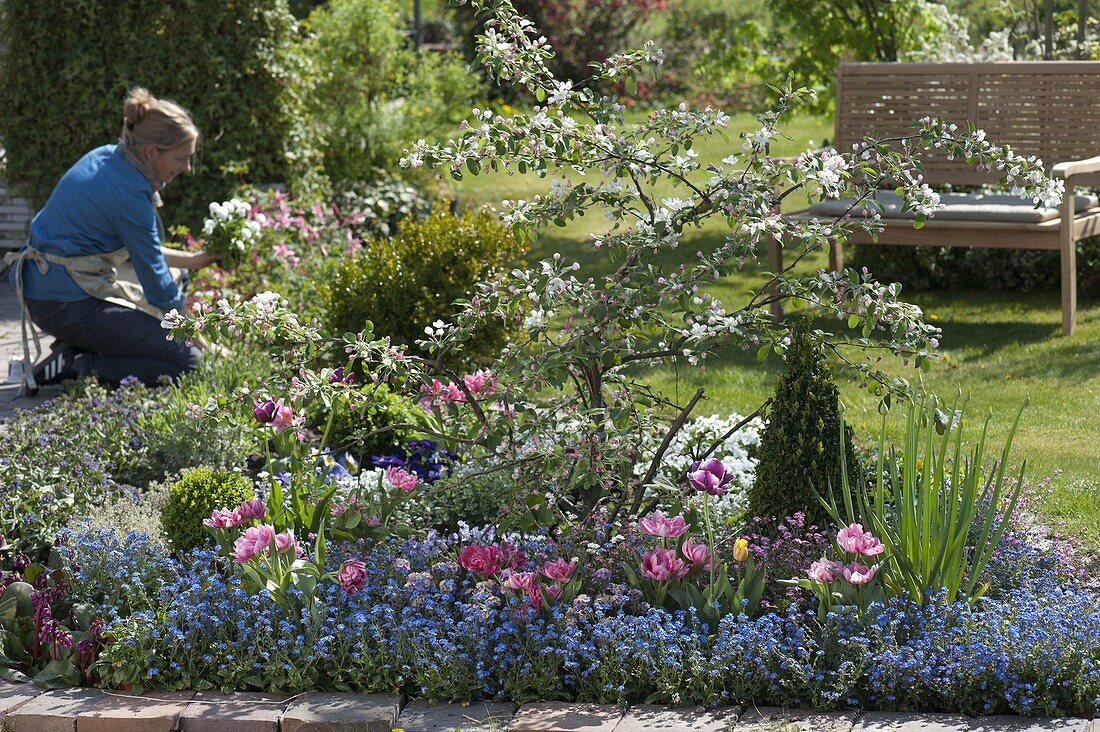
[0,684,1095,732]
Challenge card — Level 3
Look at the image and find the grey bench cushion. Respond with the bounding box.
[806,190,1099,223]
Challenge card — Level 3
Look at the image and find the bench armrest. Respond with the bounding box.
[1051,155,1100,179]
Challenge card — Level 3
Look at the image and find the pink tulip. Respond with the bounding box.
[385,467,420,492]
[498,541,527,571]
[807,558,842,583]
[640,547,690,582]
[236,498,266,522]
[539,558,576,582]
[232,524,275,563]
[526,583,545,610]
[274,530,297,554]
[680,536,712,570]
[638,511,690,538]
[270,400,296,429]
[837,523,886,557]
[504,570,535,591]
[457,544,501,576]
[204,507,241,529]
[842,562,879,585]
[338,559,368,594]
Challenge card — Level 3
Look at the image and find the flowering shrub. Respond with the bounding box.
[170,0,1063,536]
[742,513,832,607]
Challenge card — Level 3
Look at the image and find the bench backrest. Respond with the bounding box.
[835,62,1100,187]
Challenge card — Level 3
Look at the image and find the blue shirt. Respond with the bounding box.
[8,144,184,312]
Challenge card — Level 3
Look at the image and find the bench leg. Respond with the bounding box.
[829,239,844,272]
[768,238,783,321]
[1060,199,1077,335]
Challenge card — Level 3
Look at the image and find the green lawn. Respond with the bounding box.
[452,110,1100,552]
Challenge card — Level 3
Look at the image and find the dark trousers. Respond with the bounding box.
[24,296,199,386]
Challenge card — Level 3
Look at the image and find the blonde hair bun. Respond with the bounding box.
[119,87,200,152]
[123,87,157,128]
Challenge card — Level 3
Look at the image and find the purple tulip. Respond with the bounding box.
[329,367,355,385]
[687,457,734,495]
[253,399,277,424]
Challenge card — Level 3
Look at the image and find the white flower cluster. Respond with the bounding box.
[904,182,943,217]
[796,147,850,198]
[636,412,762,525]
[201,198,265,268]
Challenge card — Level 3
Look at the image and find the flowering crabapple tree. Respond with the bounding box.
[168,0,1061,531]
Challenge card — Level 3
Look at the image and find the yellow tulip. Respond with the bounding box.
[732,538,749,562]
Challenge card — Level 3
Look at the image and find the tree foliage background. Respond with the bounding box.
[0,0,320,230]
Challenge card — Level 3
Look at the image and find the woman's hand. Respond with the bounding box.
[161,246,221,270]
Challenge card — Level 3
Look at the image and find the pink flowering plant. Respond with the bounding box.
[202,496,371,623]
[166,0,1061,537]
[785,521,887,615]
[623,494,764,624]
[455,540,583,613]
[822,395,1026,605]
[323,465,424,543]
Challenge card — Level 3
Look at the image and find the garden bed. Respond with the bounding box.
[0,1,1098,723]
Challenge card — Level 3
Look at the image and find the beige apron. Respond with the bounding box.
[3,244,185,392]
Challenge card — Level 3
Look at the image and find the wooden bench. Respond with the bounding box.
[775,61,1100,335]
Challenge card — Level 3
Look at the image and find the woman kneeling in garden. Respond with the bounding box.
[6,87,218,391]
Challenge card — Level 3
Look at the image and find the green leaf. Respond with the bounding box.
[0,630,26,662]
[292,570,318,598]
[0,668,30,684]
[72,604,97,632]
[23,565,44,586]
[34,659,81,689]
[0,582,33,619]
